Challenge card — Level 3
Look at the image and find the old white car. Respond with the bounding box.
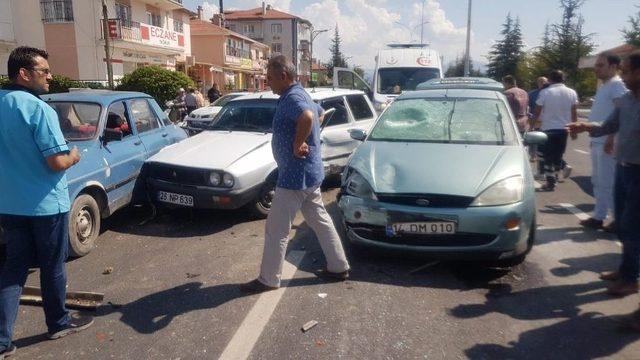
[144,88,377,217]
[184,92,249,134]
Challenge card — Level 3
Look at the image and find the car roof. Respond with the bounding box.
[229,87,367,102]
[415,77,504,91]
[398,88,503,100]
[42,89,152,105]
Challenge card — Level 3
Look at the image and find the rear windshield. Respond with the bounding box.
[377,67,440,94]
[47,102,102,141]
[369,97,516,145]
[212,94,244,107]
[208,99,276,132]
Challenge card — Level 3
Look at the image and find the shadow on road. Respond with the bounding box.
[571,175,594,197]
[550,252,620,278]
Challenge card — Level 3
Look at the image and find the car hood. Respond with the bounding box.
[147,131,272,170]
[348,141,524,197]
[191,106,222,116]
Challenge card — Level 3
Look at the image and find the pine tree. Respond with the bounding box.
[486,14,524,81]
[622,6,640,47]
[326,26,349,78]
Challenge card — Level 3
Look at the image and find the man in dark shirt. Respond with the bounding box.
[568,50,640,331]
[207,83,221,104]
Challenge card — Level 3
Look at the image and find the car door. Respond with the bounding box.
[127,98,169,159]
[147,98,187,145]
[333,67,373,100]
[319,96,356,166]
[345,94,377,134]
[101,100,146,209]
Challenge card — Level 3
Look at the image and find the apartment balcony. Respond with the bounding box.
[135,0,184,11]
[104,19,185,54]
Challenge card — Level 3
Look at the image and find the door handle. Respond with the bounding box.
[134,141,142,145]
[162,133,168,137]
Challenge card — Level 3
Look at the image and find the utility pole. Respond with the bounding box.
[420,0,425,45]
[463,0,472,77]
[102,0,114,89]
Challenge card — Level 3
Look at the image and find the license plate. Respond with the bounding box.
[158,191,194,207]
[388,222,456,235]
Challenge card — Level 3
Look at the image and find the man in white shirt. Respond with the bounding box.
[534,70,579,191]
[580,52,628,231]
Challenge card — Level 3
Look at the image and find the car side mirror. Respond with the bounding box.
[350,129,367,141]
[102,128,124,144]
[523,131,547,145]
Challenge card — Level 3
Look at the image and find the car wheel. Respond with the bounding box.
[68,194,101,257]
[250,179,276,219]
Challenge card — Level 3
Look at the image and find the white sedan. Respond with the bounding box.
[145,88,377,217]
[184,92,248,134]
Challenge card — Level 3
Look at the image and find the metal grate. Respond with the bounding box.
[148,164,209,186]
[40,0,74,23]
[376,193,475,208]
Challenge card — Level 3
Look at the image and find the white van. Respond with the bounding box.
[333,44,443,112]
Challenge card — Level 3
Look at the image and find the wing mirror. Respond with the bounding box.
[101,128,124,144]
[349,129,367,141]
[523,131,547,145]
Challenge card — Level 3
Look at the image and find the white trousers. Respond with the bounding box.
[258,186,350,287]
[591,142,616,220]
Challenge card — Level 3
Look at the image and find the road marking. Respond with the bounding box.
[559,203,622,247]
[574,149,589,155]
[534,181,541,189]
[219,250,305,360]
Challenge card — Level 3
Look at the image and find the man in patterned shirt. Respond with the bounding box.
[240,55,350,293]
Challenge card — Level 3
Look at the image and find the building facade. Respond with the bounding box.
[0,1,47,76]
[190,18,269,93]
[2,0,193,82]
[224,3,312,85]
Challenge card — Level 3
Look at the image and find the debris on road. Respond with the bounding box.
[21,286,104,310]
[186,272,201,279]
[301,320,319,332]
[317,293,328,299]
[102,267,114,275]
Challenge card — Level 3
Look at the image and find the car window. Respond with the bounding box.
[47,102,101,141]
[377,67,441,94]
[212,94,243,107]
[346,95,374,121]
[128,99,160,134]
[320,97,350,126]
[105,101,134,138]
[209,100,276,132]
[369,97,516,145]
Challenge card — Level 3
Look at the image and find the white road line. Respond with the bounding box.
[558,203,622,247]
[219,251,305,360]
[574,149,589,155]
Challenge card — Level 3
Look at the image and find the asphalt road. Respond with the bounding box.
[5,132,640,360]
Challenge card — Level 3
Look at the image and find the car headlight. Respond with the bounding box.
[223,173,234,187]
[209,172,221,186]
[344,169,377,200]
[470,176,524,207]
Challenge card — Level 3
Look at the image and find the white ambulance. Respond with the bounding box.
[333,44,443,113]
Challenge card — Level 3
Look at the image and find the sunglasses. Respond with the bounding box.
[29,67,51,75]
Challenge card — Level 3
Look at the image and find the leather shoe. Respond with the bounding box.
[599,271,620,281]
[580,217,603,230]
[607,280,639,297]
[603,221,616,233]
[239,279,278,294]
[315,268,349,281]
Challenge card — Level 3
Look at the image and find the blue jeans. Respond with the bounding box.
[614,164,640,282]
[0,213,70,350]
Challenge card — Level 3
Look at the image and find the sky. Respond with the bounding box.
[182,0,638,71]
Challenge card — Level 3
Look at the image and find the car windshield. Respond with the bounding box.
[377,67,440,94]
[368,97,516,145]
[47,102,102,141]
[211,94,243,107]
[208,99,276,132]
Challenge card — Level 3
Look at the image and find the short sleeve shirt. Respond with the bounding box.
[588,76,628,144]
[271,83,324,190]
[536,83,578,131]
[0,87,70,215]
[504,87,529,132]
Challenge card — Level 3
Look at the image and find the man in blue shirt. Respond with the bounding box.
[0,47,92,358]
[240,55,350,293]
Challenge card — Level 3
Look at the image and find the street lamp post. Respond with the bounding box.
[310,28,328,85]
[464,0,472,77]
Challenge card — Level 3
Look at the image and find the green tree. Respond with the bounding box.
[326,26,349,78]
[445,56,485,77]
[622,5,640,46]
[116,66,194,106]
[487,14,525,81]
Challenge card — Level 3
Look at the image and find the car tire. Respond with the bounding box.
[68,194,101,258]
[492,217,536,268]
[250,178,276,219]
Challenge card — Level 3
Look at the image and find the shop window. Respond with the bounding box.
[40,0,74,23]
[115,3,132,27]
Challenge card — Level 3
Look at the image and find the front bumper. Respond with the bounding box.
[147,177,261,209]
[338,194,534,260]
